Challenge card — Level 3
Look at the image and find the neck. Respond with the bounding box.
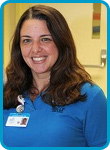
[32,71,50,93]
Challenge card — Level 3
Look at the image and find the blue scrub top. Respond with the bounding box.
[3,83,107,147]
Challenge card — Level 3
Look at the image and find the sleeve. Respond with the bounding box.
[84,88,107,147]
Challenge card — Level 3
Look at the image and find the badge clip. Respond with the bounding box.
[16,95,25,113]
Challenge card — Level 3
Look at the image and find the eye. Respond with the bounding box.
[41,38,52,42]
[21,39,32,44]
[24,39,31,43]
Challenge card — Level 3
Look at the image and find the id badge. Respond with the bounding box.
[6,113,30,127]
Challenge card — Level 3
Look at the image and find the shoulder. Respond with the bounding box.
[80,82,107,111]
[81,82,105,99]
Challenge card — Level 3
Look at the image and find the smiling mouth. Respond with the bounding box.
[32,57,47,62]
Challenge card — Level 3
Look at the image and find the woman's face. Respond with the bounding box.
[20,19,58,76]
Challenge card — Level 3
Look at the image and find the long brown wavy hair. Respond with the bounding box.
[3,5,93,109]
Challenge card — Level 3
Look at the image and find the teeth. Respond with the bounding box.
[33,57,46,61]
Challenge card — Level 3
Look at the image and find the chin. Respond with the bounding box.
[33,69,49,74]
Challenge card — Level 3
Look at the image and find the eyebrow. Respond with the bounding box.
[21,35,31,38]
[40,34,51,37]
[20,34,52,38]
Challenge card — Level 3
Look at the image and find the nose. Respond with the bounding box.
[32,41,42,53]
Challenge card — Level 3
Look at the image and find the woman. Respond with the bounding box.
[3,5,107,147]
